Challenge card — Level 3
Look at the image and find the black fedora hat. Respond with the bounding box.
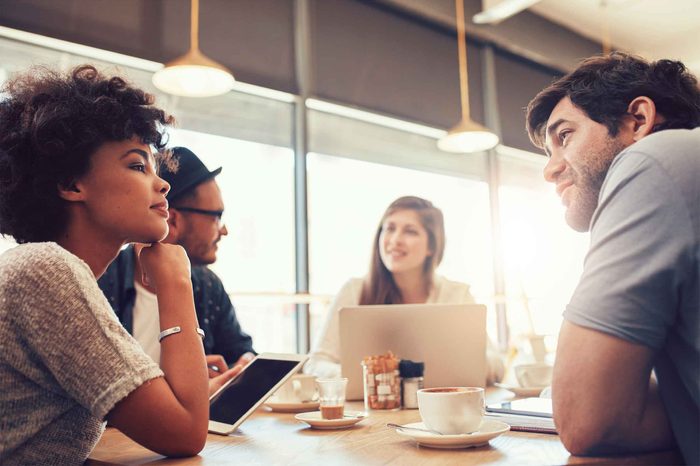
[160,147,222,202]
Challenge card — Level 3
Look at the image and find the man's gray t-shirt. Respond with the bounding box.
[565,128,699,464]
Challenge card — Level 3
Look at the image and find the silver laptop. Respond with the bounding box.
[339,303,487,400]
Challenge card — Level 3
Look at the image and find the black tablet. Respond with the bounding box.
[486,397,553,418]
[208,353,307,434]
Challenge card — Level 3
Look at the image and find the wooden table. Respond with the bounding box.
[87,390,681,465]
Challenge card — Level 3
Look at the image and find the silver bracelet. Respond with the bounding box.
[158,326,206,342]
[158,326,181,342]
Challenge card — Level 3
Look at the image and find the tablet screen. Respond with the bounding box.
[486,397,553,418]
[209,357,301,425]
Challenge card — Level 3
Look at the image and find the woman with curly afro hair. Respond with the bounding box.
[0,65,221,463]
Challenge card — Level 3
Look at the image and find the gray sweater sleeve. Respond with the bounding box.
[8,243,163,419]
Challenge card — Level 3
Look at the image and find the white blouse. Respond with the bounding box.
[304,275,504,384]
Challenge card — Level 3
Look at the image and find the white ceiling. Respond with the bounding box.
[529,0,700,76]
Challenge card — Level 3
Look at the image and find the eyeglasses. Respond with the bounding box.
[171,206,225,227]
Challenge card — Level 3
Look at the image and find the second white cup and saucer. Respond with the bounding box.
[494,384,548,397]
[265,398,320,413]
[394,387,509,449]
[495,363,553,397]
[265,374,320,413]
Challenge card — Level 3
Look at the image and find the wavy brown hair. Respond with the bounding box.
[359,196,445,305]
[0,65,174,243]
[526,52,700,148]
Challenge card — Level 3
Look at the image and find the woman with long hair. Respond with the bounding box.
[0,65,234,463]
[305,196,503,383]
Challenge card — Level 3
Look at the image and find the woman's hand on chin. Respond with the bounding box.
[137,242,191,291]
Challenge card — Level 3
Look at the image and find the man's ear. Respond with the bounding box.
[57,180,85,202]
[164,208,181,242]
[625,96,660,142]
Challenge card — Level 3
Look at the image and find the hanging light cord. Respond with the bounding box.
[190,0,200,52]
[601,0,611,54]
[455,0,471,122]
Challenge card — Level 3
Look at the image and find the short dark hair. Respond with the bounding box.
[526,52,700,148]
[0,65,174,243]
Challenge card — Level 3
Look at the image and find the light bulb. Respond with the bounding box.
[152,65,235,98]
[438,130,499,153]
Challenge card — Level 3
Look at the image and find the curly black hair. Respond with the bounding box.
[526,52,700,148]
[0,65,175,243]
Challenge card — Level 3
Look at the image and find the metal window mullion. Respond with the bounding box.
[293,0,311,354]
[481,44,509,352]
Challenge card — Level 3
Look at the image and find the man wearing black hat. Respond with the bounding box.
[99,147,255,386]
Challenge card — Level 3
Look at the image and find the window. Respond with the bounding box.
[497,148,589,353]
[0,237,16,255]
[167,129,297,353]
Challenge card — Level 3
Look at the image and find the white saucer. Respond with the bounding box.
[495,383,548,397]
[294,411,366,430]
[264,397,320,413]
[395,420,510,449]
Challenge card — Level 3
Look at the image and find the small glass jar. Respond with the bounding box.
[362,354,401,411]
[399,360,425,409]
[401,376,424,409]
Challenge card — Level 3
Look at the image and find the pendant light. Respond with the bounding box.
[438,0,499,153]
[152,0,235,97]
[472,0,543,25]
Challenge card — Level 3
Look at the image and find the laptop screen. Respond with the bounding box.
[339,303,487,400]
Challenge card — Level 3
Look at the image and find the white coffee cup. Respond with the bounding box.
[417,387,484,435]
[528,334,547,363]
[514,363,553,388]
[274,374,317,402]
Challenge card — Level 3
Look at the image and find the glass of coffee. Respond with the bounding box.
[317,378,348,420]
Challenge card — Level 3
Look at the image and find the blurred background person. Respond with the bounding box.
[304,196,504,383]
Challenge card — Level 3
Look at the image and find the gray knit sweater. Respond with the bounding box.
[0,242,163,465]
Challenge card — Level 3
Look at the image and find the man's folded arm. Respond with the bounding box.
[553,321,675,456]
